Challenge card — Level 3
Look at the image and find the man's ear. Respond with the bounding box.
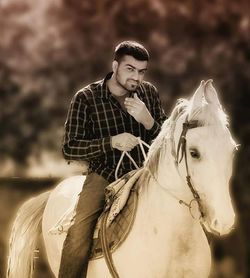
[112,60,118,73]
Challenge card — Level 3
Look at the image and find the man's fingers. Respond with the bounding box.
[126,137,138,147]
[112,133,138,151]
[125,106,137,115]
[124,103,137,109]
[124,101,137,113]
[128,133,138,139]
[127,108,135,115]
[123,144,137,151]
[125,98,140,105]
[127,137,138,145]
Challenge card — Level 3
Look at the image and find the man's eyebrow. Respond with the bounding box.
[125,64,148,71]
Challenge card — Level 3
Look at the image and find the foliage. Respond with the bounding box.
[0,0,249,274]
[0,0,249,196]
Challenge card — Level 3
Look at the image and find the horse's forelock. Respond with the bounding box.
[189,102,229,128]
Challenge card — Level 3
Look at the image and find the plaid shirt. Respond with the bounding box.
[63,72,167,182]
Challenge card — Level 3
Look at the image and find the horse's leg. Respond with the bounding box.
[7,191,51,278]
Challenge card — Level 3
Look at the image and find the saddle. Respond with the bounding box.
[49,169,143,260]
[90,169,143,260]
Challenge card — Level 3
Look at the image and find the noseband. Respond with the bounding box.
[176,116,205,219]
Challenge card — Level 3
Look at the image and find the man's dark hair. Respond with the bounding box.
[114,41,150,62]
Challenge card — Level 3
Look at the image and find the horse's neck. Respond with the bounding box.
[138,175,194,232]
[130,173,205,274]
[137,151,200,242]
[147,146,194,202]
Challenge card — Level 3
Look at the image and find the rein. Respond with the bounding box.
[115,138,150,180]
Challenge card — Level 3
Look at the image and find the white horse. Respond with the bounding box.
[7,80,238,278]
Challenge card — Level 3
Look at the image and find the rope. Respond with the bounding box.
[115,137,150,180]
[100,212,120,278]
[145,167,190,208]
[114,134,203,222]
[114,137,193,213]
[101,137,149,277]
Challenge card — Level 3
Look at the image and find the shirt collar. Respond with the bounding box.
[98,72,113,99]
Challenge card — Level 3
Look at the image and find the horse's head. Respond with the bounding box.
[172,80,238,236]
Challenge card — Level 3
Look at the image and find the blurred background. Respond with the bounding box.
[0,0,249,277]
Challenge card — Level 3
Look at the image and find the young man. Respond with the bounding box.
[59,41,166,277]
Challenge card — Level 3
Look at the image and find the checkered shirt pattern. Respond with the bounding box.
[62,72,167,182]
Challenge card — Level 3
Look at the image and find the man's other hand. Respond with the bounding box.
[111,133,139,152]
[124,93,154,129]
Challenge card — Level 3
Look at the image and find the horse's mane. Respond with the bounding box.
[144,97,229,177]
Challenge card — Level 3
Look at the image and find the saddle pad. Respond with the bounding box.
[90,186,138,260]
[48,170,142,237]
[105,169,143,227]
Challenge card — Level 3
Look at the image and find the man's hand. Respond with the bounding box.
[124,93,154,129]
[111,133,139,152]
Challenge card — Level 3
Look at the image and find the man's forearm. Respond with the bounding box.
[62,137,112,161]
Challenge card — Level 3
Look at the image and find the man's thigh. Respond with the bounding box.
[74,173,109,224]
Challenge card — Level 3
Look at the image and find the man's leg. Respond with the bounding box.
[58,173,109,278]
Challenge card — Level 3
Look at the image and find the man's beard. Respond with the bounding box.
[115,73,139,92]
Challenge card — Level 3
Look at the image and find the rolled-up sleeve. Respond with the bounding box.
[62,92,112,161]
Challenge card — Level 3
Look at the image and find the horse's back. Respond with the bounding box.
[42,175,85,276]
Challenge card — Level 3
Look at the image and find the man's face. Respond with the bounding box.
[113,55,148,91]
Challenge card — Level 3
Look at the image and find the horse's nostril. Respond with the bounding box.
[211,218,222,233]
[209,218,222,236]
[211,219,219,228]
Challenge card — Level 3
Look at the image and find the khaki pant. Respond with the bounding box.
[58,173,109,278]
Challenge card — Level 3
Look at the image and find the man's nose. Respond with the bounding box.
[132,70,139,81]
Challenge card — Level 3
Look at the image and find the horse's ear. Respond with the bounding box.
[188,80,205,120]
[204,79,222,109]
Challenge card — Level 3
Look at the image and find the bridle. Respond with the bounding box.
[175,116,205,219]
[115,116,205,221]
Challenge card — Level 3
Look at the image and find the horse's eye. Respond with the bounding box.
[190,148,200,159]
